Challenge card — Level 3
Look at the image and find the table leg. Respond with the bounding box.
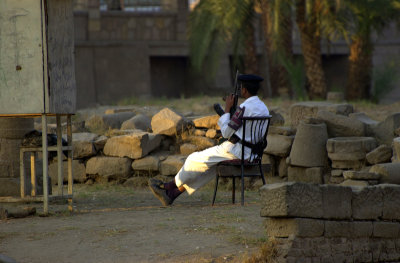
[42,114,49,215]
[56,115,63,196]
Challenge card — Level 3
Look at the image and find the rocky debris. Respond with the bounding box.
[104,107,136,115]
[269,110,285,126]
[289,101,353,127]
[6,207,36,219]
[86,156,132,180]
[269,126,296,136]
[317,110,365,137]
[180,143,198,156]
[194,129,206,136]
[393,137,400,162]
[68,132,98,159]
[264,134,294,157]
[371,113,400,145]
[288,120,328,167]
[121,114,152,131]
[85,112,136,131]
[349,112,379,136]
[93,135,108,151]
[151,108,192,136]
[192,115,220,130]
[181,135,215,151]
[0,208,8,220]
[366,144,392,164]
[370,162,400,184]
[326,91,344,102]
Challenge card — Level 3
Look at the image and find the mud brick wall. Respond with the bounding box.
[260,182,400,262]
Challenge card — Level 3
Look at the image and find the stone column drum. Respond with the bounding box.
[289,120,328,167]
[0,118,34,196]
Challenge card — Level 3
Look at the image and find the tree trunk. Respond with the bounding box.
[244,22,259,75]
[295,0,327,100]
[260,0,280,97]
[346,34,373,100]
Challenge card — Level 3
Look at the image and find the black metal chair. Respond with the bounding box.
[212,115,272,206]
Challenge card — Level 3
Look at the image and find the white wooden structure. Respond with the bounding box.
[0,0,76,215]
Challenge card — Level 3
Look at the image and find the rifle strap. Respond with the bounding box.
[228,106,245,131]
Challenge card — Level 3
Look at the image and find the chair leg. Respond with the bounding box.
[259,164,266,185]
[232,177,235,204]
[212,175,220,206]
[241,175,245,206]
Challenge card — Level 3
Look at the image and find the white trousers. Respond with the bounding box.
[175,141,238,195]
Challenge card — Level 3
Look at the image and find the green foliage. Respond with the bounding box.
[371,59,400,103]
[188,0,255,77]
[278,55,307,100]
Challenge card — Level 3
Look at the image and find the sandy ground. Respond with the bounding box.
[0,184,266,263]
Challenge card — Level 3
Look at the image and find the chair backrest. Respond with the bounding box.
[240,115,272,162]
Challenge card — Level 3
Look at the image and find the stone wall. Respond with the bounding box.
[260,182,400,262]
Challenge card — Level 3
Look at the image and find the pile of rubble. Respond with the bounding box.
[37,101,399,188]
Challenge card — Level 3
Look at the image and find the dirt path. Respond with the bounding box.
[0,185,266,263]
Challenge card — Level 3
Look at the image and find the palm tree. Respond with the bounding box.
[188,0,259,80]
[259,0,293,97]
[342,0,400,100]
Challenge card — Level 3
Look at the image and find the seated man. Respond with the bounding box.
[149,74,270,206]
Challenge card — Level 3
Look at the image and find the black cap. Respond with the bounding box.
[238,74,264,83]
[238,74,263,95]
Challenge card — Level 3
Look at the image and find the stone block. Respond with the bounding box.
[269,126,296,136]
[86,112,135,131]
[340,179,369,187]
[49,159,87,184]
[86,156,132,179]
[288,166,323,184]
[205,129,217,139]
[151,108,192,136]
[260,182,323,218]
[264,134,294,157]
[182,135,215,151]
[352,186,383,220]
[366,144,392,165]
[331,160,365,170]
[0,178,19,196]
[121,114,151,132]
[180,143,198,156]
[343,171,380,180]
[192,115,220,130]
[317,110,365,137]
[331,169,343,177]
[289,121,328,167]
[289,101,353,127]
[373,222,400,238]
[327,137,377,156]
[159,155,186,176]
[264,218,324,238]
[353,222,373,238]
[370,163,400,184]
[93,135,108,151]
[371,113,400,145]
[380,184,400,220]
[193,129,206,136]
[103,131,160,159]
[131,155,160,172]
[321,184,352,219]
[393,137,400,162]
[324,221,354,238]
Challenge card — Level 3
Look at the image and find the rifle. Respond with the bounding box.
[213,69,240,116]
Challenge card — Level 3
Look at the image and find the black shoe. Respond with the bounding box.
[213,103,225,116]
[148,178,173,206]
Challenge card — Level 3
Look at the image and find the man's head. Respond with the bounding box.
[238,74,264,96]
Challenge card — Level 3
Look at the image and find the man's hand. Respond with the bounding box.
[225,94,235,113]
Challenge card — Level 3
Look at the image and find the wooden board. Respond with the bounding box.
[0,0,45,114]
[46,0,76,114]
